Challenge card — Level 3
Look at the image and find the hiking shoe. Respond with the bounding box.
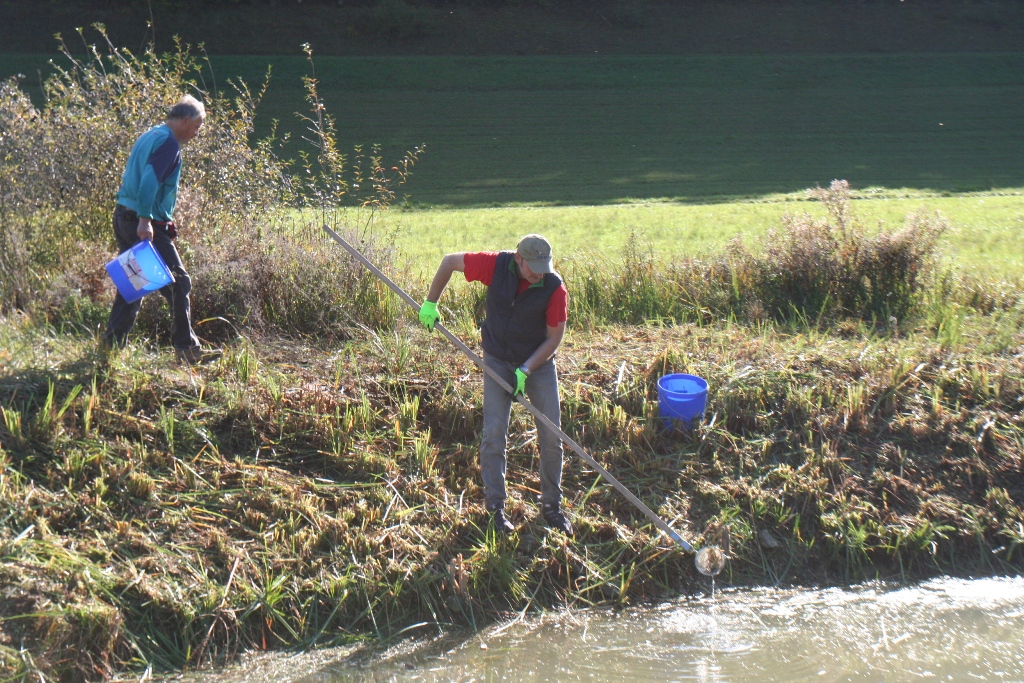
[541,502,573,536]
[97,337,117,358]
[487,508,516,535]
[176,346,223,366]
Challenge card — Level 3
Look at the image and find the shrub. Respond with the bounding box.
[181,227,404,339]
[506,183,947,330]
[0,30,421,338]
[735,180,947,323]
[0,28,285,311]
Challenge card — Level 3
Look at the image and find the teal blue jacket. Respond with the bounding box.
[116,124,182,221]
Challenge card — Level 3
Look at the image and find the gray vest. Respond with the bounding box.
[480,251,562,366]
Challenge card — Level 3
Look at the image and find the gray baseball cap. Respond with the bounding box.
[516,234,554,274]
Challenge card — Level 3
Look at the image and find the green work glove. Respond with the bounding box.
[419,300,440,331]
[515,367,529,396]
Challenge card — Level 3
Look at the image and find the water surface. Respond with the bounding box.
[220,578,1024,683]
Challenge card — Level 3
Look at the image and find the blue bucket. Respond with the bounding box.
[105,240,174,303]
[658,373,708,429]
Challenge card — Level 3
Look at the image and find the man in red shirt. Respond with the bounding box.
[419,235,572,536]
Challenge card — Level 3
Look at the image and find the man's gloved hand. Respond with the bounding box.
[419,300,440,331]
[514,367,528,396]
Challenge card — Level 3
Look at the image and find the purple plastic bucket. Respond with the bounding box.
[105,240,174,303]
[657,373,708,429]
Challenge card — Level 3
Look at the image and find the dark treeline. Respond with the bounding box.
[2,0,1022,56]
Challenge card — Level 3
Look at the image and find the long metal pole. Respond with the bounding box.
[324,226,694,553]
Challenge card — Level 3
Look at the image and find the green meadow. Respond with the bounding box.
[5,49,1023,280]
[5,49,1022,272]
[4,52,1023,208]
[384,192,1024,279]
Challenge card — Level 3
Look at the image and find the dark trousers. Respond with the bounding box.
[102,204,200,351]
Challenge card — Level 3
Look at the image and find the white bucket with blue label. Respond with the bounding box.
[105,240,174,303]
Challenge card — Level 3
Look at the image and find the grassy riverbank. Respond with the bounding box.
[3,186,1024,679]
[2,295,1023,680]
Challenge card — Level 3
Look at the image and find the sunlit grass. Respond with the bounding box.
[384,191,1024,279]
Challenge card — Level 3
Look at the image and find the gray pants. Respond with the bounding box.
[481,354,564,510]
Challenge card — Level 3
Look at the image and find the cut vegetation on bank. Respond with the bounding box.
[2,302,1022,681]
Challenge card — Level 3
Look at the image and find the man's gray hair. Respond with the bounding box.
[167,94,206,121]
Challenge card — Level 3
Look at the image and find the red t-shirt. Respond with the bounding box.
[463,252,568,328]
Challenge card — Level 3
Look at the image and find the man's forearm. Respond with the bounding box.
[426,254,464,302]
[522,322,565,373]
[426,269,453,303]
[522,335,562,373]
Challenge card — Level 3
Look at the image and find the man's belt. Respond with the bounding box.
[151,220,178,239]
[117,206,177,239]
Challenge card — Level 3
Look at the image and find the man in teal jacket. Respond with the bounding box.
[101,95,217,365]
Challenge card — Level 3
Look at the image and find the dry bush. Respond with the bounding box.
[735,180,947,323]
[186,226,403,338]
[557,184,945,330]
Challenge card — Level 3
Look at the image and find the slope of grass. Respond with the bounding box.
[3,0,1023,58]
[4,52,1023,206]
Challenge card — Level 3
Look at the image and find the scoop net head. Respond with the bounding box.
[694,545,726,576]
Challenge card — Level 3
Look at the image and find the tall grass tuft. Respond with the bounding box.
[566,230,732,327]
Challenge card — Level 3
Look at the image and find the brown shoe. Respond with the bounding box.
[176,346,223,366]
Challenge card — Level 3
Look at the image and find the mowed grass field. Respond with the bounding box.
[4,52,1023,207]
[382,192,1024,279]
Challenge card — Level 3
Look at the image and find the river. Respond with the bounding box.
[207,577,1024,683]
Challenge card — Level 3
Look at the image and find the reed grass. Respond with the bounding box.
[2,296,1022,680]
